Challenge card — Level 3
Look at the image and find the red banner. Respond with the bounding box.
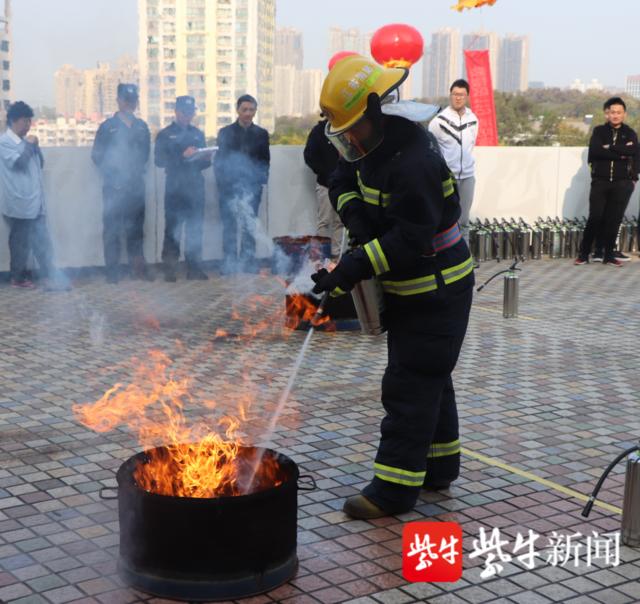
[464,50,498,146]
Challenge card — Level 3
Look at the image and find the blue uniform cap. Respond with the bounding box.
[176,96,197,115]
[117,83,139,101]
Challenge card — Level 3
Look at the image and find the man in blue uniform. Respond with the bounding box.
[92,84,153,283]
[311,56,474,519]
[155,96,212,281]
[214,94,270,274]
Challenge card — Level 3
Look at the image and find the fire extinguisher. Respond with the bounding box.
[582,444,640,547]
[476,258,522,319]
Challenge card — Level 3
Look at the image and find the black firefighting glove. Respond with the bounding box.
[311,253,368,297]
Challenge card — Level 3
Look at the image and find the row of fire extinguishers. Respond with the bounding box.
[469,216,639,263]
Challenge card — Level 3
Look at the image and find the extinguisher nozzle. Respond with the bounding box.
[581,497,595,518]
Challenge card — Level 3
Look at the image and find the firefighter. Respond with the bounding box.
[310,56,474,519]
[155,96,212,281]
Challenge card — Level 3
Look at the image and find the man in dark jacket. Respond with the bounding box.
[575,97,639,266]
[214,94,270,274]
[311,56,473,519]
[92,84,153,283]
[303,117,343,257]
[155,96,212,281]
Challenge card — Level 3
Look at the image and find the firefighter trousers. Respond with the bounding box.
[363,284,473,512]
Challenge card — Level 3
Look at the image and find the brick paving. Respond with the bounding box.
[1,257,639,603]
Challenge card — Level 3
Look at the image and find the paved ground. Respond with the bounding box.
[1,257,640,604]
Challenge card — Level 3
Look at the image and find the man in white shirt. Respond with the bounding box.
[0,101,70,290]
[428,79,479,242]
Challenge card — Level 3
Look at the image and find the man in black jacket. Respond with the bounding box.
[214,94,270,274]
[576,97,639,266]
[303,117,343,257]
[155,96,212,281]
[92,84,153,283]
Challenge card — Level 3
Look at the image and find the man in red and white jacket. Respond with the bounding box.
[428,79,479,243]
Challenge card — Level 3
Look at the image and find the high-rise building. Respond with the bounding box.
[54,65,84,117]
[274,66,323,117]
[297,69,323,116]
[626,75,640,99]
[328,27,371,60]
[498,35,529,92]
[0,0,12,113]
[463,31,499,86]
[275,27,303,69]
[31,117,100,147]
[138,0,276,137]
[274,64,296,117]
[54,56,138,119]
[422,28,461,99]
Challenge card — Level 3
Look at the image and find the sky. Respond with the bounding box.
[11,0,640,106]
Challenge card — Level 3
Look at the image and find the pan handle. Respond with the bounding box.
[99,487,118,500]
[297,474,317,491]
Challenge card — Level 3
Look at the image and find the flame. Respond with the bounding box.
[285,294,332,330]
[73,350,282,497]
[452,0,497,11]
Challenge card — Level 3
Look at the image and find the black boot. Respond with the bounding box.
[132,257,155,281]
[343,494,390,519]
[186,264,208,280]
[164,263,177,282]
[105,266,119,284]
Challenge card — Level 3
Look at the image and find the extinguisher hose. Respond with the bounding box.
[582,444,640,517]
[477,259,522,293]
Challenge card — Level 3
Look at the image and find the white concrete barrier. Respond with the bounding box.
[0,145,638,271]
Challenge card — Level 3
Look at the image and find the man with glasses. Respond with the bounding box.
[429,79,478,243]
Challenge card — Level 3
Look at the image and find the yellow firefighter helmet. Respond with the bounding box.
[319,55,407,161]
[320,55,407,134]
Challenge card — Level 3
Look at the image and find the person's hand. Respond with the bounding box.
[311,254,363,296]
[183,146,198,158]
[25,135,38,146]
[311,268,339,295]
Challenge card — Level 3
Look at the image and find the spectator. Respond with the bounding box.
[428,79,479,242]
[0,101,70,291]
[92,83,153,283]
[575,97,639,266]
[303,116,344,258]
[155,96,213,282]
[214,94,270,274]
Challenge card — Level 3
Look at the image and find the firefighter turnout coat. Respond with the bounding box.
[329,116,474,512]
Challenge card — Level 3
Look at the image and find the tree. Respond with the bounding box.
[271,114,319,145]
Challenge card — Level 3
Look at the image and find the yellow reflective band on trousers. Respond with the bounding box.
[442,176,455,198]
[357,171,392,208]
[364,239,390,276]
[330,286,347,298]
[442,256,474,284]
[380,256,473,296]
[337,191,362,213]
[374,462,426,487]
[427,439,461,458]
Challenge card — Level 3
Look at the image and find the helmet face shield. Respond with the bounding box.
[325,112,384,163]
